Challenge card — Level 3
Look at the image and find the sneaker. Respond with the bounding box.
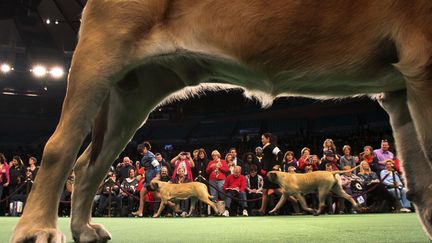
[242,209,249,216]
[222,210,230,217]
[400,208,411,213]
[181,212,188,217]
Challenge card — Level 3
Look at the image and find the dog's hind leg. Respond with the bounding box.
[331,184,358,210]
[292,193,315,214]
[202,198,221,215]
[188,198,198,216]
[378,90,432,240]
[269,193,288,214]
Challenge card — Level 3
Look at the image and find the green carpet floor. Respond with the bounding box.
[0,214,429,242]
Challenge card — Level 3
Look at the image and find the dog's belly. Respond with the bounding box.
[137,50,405,105]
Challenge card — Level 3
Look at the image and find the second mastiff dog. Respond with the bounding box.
[148,178,220,217]
[267,166,360,215]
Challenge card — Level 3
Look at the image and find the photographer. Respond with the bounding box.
[380,160,411,212]
[171,151,194,181]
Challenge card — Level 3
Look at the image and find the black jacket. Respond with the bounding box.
[262,144,284,172]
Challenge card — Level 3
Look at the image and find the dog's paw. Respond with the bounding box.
[72,223,111,243]
[10,227,65,243]
[90,224,112,242]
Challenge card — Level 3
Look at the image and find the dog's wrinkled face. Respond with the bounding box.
[147,179,159,192]
[267,171,278,182]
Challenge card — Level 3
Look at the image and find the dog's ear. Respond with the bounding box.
[152,182,159,191]
[147,182,158,192]
[269,172,278,182]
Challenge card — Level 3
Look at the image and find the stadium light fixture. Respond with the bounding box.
[1,63,13,73]
[31,65,47,78]
[49,67,64,78]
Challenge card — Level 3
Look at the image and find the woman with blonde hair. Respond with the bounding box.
[323,139,337,153]
[225,153,235,175]
[358,161,401,212]
[206,150,228,204]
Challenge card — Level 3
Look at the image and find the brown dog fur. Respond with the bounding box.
[267,167,360,215]
[149,179,219,217]
[10,1,432,242]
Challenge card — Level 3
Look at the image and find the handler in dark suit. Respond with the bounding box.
[255,133,284,215]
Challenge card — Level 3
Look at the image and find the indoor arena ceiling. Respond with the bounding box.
[0,0,86,97]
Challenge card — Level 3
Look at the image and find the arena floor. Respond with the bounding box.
[0,214,428,242]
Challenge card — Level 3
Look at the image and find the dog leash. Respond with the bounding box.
[0,181,29,203]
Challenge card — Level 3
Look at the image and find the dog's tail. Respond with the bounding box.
[331,165,361,175]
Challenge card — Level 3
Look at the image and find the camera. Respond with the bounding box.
[181,152,188,156]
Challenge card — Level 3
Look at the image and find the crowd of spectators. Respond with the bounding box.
[0,132,412,218]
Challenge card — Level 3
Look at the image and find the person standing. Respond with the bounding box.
[132,141,160,217]
[206,150,228,203]
[255,133,283,215]
[0,153,10,203]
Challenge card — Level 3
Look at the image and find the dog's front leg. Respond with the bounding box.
[153,200,167,218]
[293,193,315,214]
[269,193,288,214]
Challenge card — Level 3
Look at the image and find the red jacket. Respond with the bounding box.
[223,174,246,192]
[206,159,228,181]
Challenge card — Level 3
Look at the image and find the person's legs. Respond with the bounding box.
[224,191,232,210]
[209,180,218,202]
[96,195,108,216]
[217,180,225,200]
[115,195,122,217]
[239,192,248,209]
[399,188,412,209]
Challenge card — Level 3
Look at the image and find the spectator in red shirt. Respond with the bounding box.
[298,147,313,172]
[206,150,228,205]
[222,166,248,217]
[171,152,194,181]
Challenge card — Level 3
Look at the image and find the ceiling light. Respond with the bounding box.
[1,63,12,73]
[31,65,47,78]
[49,67,64,78]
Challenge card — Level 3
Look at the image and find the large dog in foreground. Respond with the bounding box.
[148,179,220,218]
[11,0,432,242]
[266,168,359,216]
